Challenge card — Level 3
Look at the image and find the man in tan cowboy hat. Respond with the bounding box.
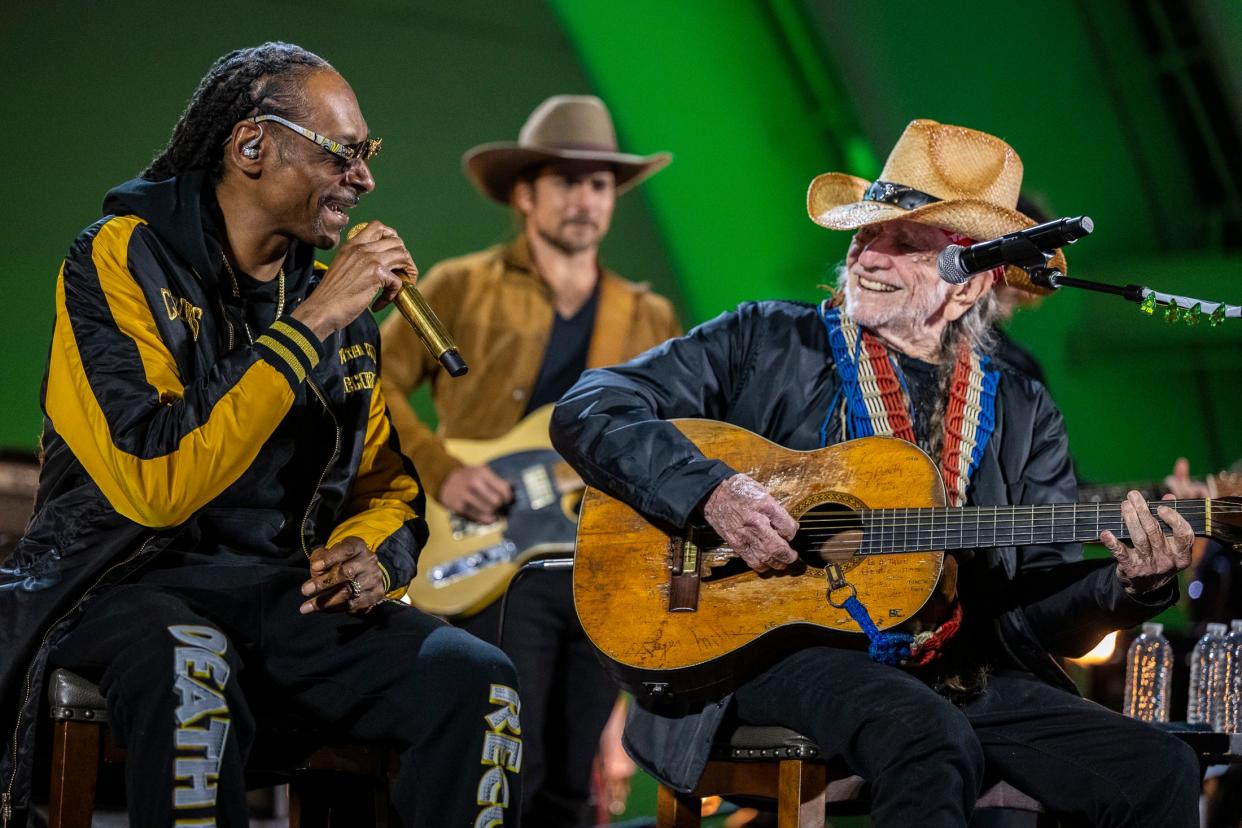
[379,94,680,826]
[549,119,1199,826]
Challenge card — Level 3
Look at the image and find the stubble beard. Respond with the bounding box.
[537,218,601,256]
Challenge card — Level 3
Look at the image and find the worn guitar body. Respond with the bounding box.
[574,421,954,698]
[575,421,1242,699]
[406,405,582,618]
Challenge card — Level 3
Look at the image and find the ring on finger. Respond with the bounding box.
[347,578,363,599]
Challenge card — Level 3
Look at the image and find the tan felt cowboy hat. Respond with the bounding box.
[807,119,1064,294]
[463,95,671,204]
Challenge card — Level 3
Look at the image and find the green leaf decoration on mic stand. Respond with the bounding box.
[1134,288,1238,327]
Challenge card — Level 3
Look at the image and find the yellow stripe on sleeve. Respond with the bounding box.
[255,334,307,383]
[271,319,320,366]
[45,218,297,528]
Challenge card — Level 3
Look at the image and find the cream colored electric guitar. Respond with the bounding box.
[405,405,584,618]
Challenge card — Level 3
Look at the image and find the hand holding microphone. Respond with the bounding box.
[349,222,467,377]
[291,221,467,376]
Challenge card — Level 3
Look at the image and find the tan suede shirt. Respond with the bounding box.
[378,235,682,498]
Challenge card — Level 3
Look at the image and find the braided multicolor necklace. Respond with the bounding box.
[820,300,998,508]
[819,299,999,667]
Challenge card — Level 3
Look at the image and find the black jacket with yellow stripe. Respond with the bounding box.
[0,172,426,824]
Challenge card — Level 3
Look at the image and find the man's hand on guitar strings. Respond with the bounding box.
[1099,490,1195,596]
[440,464,513,524]
[703,474,799,573]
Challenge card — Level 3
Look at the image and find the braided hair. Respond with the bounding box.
[143,42,333,181]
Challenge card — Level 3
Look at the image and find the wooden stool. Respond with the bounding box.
[45,668,394,827]
[655,723,1049,828]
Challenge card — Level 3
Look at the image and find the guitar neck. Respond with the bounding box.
[858,499,1210,554]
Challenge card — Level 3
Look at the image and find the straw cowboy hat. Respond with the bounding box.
[807,119,1064,293]
[463,95,671,204]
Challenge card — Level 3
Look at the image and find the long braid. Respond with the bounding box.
[143,42,332,181]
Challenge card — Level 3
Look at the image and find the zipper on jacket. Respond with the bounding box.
[4,536,158,827]
[300,377,341,559]
[217,297,235,352]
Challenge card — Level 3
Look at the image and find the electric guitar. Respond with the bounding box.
[572,420,1242,698]
[406,405,584,618]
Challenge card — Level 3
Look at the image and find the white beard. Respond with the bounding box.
[839,265,950,339]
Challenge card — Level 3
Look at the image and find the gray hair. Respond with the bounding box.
[943,287,1000,358]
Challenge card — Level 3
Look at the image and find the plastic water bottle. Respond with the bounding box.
[1188,622,1230,728]
[1123,622,1173,722]
[1224,620,1242,733]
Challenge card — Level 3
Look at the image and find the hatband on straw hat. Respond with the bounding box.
[807,119,1064,294]
[463,95,671,204]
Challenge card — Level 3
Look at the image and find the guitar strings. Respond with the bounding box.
[696,530,1216,558]
[686,503,1241,555]
[770,502,1239,529]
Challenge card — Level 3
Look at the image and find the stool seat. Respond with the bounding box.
[48,669,107,722]
[711,725,821,761]
[657,721,1047,828]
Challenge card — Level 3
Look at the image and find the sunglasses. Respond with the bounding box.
[246,114,382,168]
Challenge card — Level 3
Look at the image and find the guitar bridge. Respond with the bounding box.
[668,535,701,612]
[426,540,518,587]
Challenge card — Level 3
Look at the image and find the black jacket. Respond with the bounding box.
[0,173,426,823]
[549,300,1174,791]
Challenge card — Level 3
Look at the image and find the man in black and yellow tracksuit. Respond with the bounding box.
[0,44,522,828]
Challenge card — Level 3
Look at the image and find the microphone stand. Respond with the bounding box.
[1026,264,1240,327]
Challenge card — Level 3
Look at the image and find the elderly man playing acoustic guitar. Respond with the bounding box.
[549,120,1201,827]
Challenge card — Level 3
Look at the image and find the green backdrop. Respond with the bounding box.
[4,0,1239,484]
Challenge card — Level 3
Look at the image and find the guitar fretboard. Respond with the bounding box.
[853,499,1209,555]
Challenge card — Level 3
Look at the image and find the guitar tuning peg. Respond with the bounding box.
[1139,294,1156,315]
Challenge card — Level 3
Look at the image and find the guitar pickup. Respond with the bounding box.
[668,535,701,612]
[521,465,556,511]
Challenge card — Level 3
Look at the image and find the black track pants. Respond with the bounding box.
[51,554,523,828]
[732,647,1199,828]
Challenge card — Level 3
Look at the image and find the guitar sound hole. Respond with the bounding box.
[791,502,862,569]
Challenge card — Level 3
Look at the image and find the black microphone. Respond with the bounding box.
[937,216,1094,284]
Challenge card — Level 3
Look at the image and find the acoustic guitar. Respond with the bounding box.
[406,405,584,618]
[572,420,1242,698]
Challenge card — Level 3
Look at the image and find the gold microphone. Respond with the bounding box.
[347,222,467,377]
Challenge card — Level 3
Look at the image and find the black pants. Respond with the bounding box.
[458,570,616,828]
[50,552,522,828]
[732,646,1199,828]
